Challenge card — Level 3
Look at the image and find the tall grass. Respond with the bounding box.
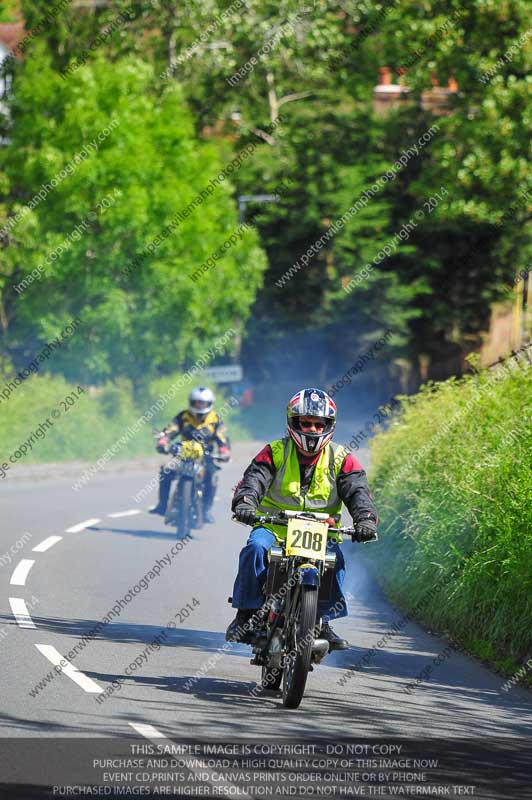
[368,355,532,673]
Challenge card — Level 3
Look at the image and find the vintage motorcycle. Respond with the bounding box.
[154,435,226,538]
[231,509,377,709]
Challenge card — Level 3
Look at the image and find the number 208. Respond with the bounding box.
[291,529,324,551]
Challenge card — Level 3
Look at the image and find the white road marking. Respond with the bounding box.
[32,535,63,552]
[65,518,101,533]
[35,645,103,694]
[9,597,36,629]
[128,722,238,793]
[128,722,168,741]
[10,559,35,586]
[108,510,142,518]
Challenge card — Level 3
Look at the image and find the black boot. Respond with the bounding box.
[203,469,217,524]
[150,466,173,515]
[225,610,255,643]
[320,622,349,651]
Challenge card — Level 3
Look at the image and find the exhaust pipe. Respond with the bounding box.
[311,638,330,663]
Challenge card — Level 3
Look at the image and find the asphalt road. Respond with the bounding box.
[0,443,530,796]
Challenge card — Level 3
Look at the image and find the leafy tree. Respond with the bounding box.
[235,101,421,383]
[0,49,266,385]
[4,0,531,393]
[0,0,19,23]
[372,0,532,366]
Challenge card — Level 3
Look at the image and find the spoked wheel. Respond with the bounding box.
[261,662,282,691]
[282,585,318,709]
[193,485,204,530]
[177,479,193,539]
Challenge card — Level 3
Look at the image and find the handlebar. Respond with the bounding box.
[153,431,230,462]
[232,510,378,544]
[167,441,230,462]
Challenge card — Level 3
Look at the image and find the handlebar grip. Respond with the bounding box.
[351,531,378,543]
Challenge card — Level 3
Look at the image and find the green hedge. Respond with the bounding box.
[0,375,149,465]
[0,370,248,469]
[368,355,532,675]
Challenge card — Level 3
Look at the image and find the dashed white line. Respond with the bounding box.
[10,559,35,586]
[32,535,63,552]
[128,722,168,741]
[128,722,238,793]
[35,645,103,694]
[9,597,36,629]
[65,518,101,533]
[108,510,142,518]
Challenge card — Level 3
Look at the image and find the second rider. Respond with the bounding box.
[151,386,231,523]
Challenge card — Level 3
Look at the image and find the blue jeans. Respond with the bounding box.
[231,526,347,621]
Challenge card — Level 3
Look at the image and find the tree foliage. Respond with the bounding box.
[0,39,266,384]
[1,0,530,391]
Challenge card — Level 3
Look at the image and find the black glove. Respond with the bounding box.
[355,519,377,542]
[234,502,257,526]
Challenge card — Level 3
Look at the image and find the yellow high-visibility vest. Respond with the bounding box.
[257,437,347,541]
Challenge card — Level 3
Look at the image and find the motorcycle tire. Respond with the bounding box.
[193,485,204,530]
[282,585,318,709]
[165,481,179,525]
[177,479,193,539]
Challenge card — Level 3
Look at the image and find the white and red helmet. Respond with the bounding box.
[286,388,336,455]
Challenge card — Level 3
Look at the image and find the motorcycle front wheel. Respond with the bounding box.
[191,477,204,530]
[176,478,193,539]
[282,585,318,709]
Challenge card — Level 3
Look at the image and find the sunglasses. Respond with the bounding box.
[299,419,326,431]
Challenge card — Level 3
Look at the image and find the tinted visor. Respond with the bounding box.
[293,416,334,435]
[299,419,326,431]
[191,400,210,410]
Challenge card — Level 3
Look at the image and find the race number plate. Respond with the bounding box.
[180,440,204,460]
[285,518,328,560]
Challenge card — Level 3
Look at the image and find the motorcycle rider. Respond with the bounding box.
[150,386,230,523]
[226,387,377,650]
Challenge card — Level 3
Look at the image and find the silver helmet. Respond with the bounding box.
[189,386,215,419]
